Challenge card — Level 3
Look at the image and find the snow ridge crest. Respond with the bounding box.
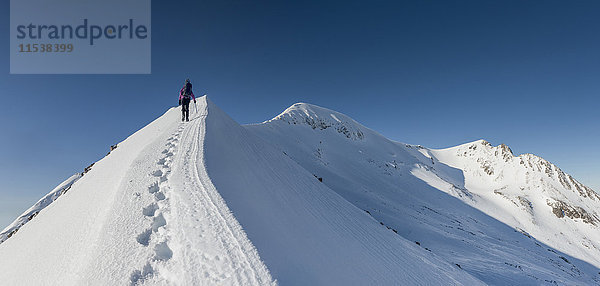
[267,103,365,140]
[450,139,600,227]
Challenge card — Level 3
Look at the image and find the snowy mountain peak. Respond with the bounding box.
[435,138,600,238]
[453,139,513,160]
[1,98,487,285]
[446,139,599,203]
[267,103,366,140]
[250,106,600,284]
[517,153,600,203]
[3,99,600,285]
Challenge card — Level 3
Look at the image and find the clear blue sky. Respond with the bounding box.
[1,0,599,228]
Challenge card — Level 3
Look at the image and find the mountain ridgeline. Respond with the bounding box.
[246,102,600,284]
[1,99,599,285]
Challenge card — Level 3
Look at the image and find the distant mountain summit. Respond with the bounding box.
[264,102,366,140]
[434,139,600,226]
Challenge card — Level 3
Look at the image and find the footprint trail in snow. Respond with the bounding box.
[130,125,184,285]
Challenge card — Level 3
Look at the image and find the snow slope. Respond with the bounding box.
[0,173,81,244]
[431,140,600,267]
[0,97,483,285]
[202,98,482,285]
[246,102,600,285]
[0,99,273,285]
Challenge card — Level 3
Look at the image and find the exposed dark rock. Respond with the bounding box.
[496,144,514,162]
[84,163,95,174]
[547,200,598,225]
[6,228,18,239]
[477,158,494,175]
[106,144,118,156]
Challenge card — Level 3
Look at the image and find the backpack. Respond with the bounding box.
[183,82,193,97]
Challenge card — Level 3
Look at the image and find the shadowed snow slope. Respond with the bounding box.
[202,99,482,285]
[246,102,600,285]
[0,97,482,285]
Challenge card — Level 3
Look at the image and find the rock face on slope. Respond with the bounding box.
[548,200,598,224]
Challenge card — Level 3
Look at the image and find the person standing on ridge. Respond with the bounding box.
[179,79,196,122]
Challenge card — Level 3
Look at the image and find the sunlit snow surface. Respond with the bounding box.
[246,102,600,285]
[0,98,484,285]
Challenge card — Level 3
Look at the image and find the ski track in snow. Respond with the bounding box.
[129,107,274,285]
[165,110,274,285]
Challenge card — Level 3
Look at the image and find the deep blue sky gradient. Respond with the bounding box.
[1,0,599,227]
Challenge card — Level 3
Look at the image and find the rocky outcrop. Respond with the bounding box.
[547,199,599,225]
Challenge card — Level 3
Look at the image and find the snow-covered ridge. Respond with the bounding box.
[0,173,82,244]
[0,98,483,285]
[518,152,600,202]
[0,145,118,245]
[2,98,599,285]
[448,140,598,199]
[266,102,365,140]
[247,104,600,284]
[436,139,600,225]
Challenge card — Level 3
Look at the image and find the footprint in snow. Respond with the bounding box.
[154,241,173,261]
[136,229,152,246]
[148,183,159,194]
[129,263,153,285]
[157,158,167,166]
[143,203,159,217]
[152,213,166,232]
[151,170,163,177]
[154,191,165,201]
[159,175,168,183]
